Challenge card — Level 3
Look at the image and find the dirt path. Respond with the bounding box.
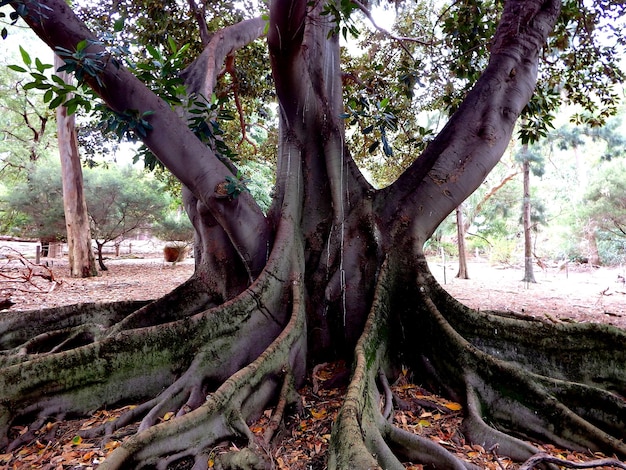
[0,256,195,312]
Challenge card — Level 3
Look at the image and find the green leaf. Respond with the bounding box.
[381,133,393,157]
[49,95,64,109]
[35,57,52,73]
[76,39,89,52]
[146,44,160,61]
[167,37,177,53]
[177,43,190,57]
[7,64,27,73]
[51,75,66,85]
[30,72,47,81]
[114,17,124,32]
[66,100,78,115]
[19,46,31,66]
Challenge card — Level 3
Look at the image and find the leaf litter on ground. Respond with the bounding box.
[2,361,624,470]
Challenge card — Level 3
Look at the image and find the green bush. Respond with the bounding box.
[488,238,517,264]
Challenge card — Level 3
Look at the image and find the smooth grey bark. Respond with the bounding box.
[521,145,537,283]
[54,54,98,278]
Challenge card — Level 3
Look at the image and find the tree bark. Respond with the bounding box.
[4,1,626,469]
[456,205,469,279]
[522,146,536,283]
[585,220,601,266]
[54,54,98,278]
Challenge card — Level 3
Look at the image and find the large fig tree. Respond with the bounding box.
[1,0,625,468]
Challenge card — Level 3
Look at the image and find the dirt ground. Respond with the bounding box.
[2,253,625,332]
[431,258,626,330]
[0,256,195,312]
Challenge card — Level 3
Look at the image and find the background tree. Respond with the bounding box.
[0,43,54,172]
[54,53,98,278]
[6,162,169,269]
[1,1,626,470]
[0,44,55,236]
[517,144,545,282]
[5,162,67,244]
[582,159,626,259]
[455,205,469,279]
[84,166,169,270]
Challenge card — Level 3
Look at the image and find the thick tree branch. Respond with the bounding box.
[186,0,211,46]
[179,16,266,100]
[12,0,271,278]
[380,0,561,246]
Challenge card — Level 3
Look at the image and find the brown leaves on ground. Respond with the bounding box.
[1,407,131,469]
[1,363,624,469]
[1,257,625,468]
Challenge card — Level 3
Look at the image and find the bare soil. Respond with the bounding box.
[3,255,625,333]
[432,258,626,330]
[0,256,195,312]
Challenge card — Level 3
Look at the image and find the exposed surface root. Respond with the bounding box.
[461,379,543,462]
[0,274,216,364]
[0,300,148,356]
[0,238,297,451]
[408,257,626,464]
[330,259,476,469]
[104,275,217,335]
[520,453,626,469]
[328,254,626,469]
[98,279,307,469]
[384,424,477,469]
[263,369,300,445]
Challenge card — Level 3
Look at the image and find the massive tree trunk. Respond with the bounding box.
[2,0,626,469]
[54,54,98,278]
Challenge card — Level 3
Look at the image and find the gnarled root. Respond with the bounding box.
[0,274,214,364]
[98,278,307,469]
[329,259,477,469]
[410,257,626,463]
[0,234,298,451]
[0,300,148,358]
[520,452,626,469]
[330,255,626,469]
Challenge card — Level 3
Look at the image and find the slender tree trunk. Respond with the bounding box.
[521,146,536,283]
[95,241,107,271]
[585,221,601,266]
[456,206,469,279]
[54,54,98,278]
